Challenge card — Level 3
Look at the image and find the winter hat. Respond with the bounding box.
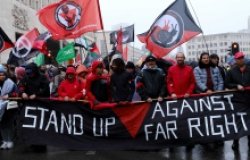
[91,60,104,73]
[234,52,245,59]
[76,64,88,75]
[0,64,6,73]
[25,63,39,76]
[125,61,135,69]
[66,66,76,74]
[145,55,157,63]
[15,67,25,79]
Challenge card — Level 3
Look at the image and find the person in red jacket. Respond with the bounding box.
[167,52,195,98]
[58,66,84,101]
[85,60,116,110]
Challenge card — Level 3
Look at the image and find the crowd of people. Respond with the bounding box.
[0,51,249,151]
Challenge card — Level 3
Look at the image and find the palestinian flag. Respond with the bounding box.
[83,51,100,67]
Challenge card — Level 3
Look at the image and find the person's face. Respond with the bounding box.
[66,73,75,81]
[235,58,245,67]
[40,66,46,73]
[201,55,210,65]
[210,58,219,65]
[126,68,134,73]
[78,72,87,79]
[176,54,185,65]
[146,61,157,69]
[0,73,6,82]
[95,64,104,75]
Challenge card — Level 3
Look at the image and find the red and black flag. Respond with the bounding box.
[137,0,202,58]
[0,27,14,53]
[116,28,123,54]
[38,0,103,40]
[12,28,40,58]
[33,31,52,55]
[110,24,134,44]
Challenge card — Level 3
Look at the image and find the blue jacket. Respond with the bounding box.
[193,66,224,93]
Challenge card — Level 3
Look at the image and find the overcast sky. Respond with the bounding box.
[99,0,250,48]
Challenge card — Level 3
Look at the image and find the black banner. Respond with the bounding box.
[18,90,250,150]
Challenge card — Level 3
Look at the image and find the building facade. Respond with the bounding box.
[0,0,145,64]
[186,17,250,63]
[186,33,250,63]
[0,0,58,62]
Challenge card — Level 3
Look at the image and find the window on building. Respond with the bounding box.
[35,1,39,10]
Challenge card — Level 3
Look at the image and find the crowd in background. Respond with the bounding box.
[0,50,250,151]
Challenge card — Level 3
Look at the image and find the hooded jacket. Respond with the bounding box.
[85,60,111,108]
[18,63,50,97]
[58,67,84,100]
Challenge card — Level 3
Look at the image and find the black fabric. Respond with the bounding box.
[18,63,50,97]
[225,65,250,89]
[137,68,166,100]
[17,90,250,150]
[91,79,109,102]
[111,71,134,102]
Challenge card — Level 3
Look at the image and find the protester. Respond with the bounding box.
[167,52,195,98]
[136,55,166,102]
[110,58,134,102]
[47,66,61,97]
[225,51,250,150]
[58,66,84,101]
[6,64,17,83]
[0,64,17,149]
[209,54,226,81]
[14,66,25,85]
[193,52,224,94]
[125,61,140,101]
[85,60,113,109]
[18,62,50,99]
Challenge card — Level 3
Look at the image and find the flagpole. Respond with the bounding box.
[133,42,135,62]
[187,0,209,53]
[100,30,110,64]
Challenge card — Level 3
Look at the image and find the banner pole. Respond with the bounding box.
[187,0,209,54]
[6,87,250,104]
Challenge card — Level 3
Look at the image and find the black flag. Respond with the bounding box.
[110,24,134,44]
[0,27,14,53]
[137,0,202,58]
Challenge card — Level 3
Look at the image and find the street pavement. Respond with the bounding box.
[1,137,250,160]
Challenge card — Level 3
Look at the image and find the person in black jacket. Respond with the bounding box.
[136,55,166,102]
[18,62,50,99]
[110,58,134,102]
[225,51,250,150]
